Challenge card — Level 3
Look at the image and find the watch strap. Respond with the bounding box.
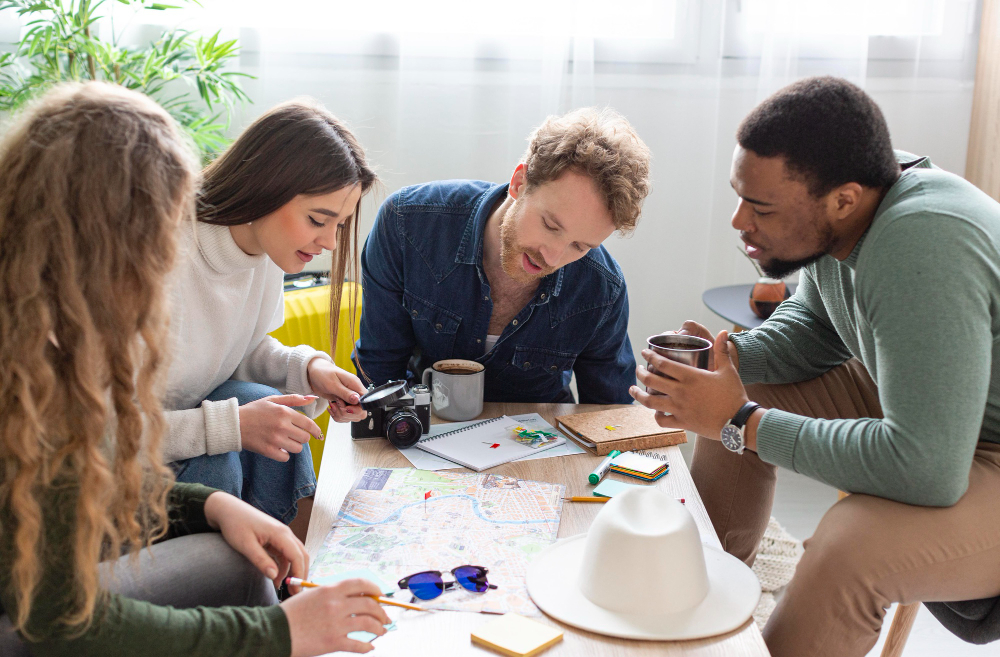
[731,402,761,429]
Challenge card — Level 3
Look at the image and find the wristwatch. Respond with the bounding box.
[720,402,761,454]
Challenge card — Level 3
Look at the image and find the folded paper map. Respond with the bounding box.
[311,468,564,615]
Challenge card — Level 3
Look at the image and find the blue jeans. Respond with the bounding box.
[172,381,317,524]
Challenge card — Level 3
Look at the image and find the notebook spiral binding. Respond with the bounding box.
[630,449,671,463]
[419,416,505,442]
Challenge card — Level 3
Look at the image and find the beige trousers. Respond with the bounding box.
[690,359,1000,657]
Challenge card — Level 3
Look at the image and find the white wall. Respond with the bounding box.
[233,51,974,367]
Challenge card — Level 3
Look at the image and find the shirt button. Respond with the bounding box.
[512,319,518,326]
[524,362,531,368]
[411,310,418,317]
[549,365,558,371]
[484,296,490,301]
[435,323,443,331]
[477,339,482,344]
[540,293,547,300]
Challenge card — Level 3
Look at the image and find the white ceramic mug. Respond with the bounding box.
[420,359,485,421]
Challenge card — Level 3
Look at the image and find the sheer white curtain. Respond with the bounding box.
[726,0,976,99]
[112,0,690,116]
[5,0,978,355]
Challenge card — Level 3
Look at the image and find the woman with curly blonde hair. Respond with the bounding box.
[0,82,388,656]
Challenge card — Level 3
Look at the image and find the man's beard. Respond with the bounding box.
[498,200,553,284]
[759,253,825,279]
[753,218,836,280]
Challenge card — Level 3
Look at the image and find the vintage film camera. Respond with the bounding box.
[350,380,431,448]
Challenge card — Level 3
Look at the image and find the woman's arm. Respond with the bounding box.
[162,402,241,463]
[1,484,290,657]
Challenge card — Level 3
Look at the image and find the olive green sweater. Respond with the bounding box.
[731,154,1000,507]
[0,482,291,656]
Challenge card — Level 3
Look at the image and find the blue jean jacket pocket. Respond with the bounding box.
[403,291,462,355]
[509,346,577,376]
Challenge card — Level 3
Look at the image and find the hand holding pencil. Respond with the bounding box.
[281,577,392,656]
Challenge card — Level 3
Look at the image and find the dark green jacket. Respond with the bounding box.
[0,482,290,656]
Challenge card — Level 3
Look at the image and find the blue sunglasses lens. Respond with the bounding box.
[454,566,489,593]
[407,572,444,600]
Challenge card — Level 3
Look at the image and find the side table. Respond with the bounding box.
[702,283,797,332]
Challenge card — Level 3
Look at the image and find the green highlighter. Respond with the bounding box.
[588,449,622,485]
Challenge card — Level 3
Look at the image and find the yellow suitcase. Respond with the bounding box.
[269,280,362,475]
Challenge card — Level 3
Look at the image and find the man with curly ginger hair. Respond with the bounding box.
[355,108,651,403]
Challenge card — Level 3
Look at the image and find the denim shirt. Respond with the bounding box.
[354,180,636,404]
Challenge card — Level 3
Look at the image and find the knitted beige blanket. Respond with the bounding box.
[752,517,804,630]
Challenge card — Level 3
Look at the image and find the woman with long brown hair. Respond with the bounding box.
[0,82,389,656]
[163,100,377,531]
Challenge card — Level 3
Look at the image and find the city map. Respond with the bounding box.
[311,467,565,615]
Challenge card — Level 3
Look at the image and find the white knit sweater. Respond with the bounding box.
[161,221,331,462]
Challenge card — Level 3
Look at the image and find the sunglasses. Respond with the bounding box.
[397,565,498,601]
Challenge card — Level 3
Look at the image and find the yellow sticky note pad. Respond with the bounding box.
[470,613,563,657]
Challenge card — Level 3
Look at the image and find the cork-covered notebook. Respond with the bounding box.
[554,405,686,455]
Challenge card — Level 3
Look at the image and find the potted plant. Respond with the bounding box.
[0,0,251,159]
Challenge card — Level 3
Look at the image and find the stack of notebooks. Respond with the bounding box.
[609,450,669,481]
[555,405,686,456]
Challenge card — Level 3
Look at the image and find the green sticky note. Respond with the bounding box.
[592,479,642,498]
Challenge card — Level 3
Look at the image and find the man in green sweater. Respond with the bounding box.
[632,76,1000,656]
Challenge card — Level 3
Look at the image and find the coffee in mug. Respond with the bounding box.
[644,333,712,395]
[421,359,485,421]
[434,363,482,376]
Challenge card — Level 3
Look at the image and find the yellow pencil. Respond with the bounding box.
[284,577,429,611]
[369,596,427,612]
[562,496,685,503]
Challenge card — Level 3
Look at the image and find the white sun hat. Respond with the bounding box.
[526,487,760,640]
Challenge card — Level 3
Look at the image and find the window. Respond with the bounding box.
[94,0,700,63]
[723,0,978,61]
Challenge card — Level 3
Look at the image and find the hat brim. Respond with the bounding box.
[527,534,761,641]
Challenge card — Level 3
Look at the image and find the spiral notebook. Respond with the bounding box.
[415,415,566,472]
[610,450,670,481]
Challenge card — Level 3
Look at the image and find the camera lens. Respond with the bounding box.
[384,409,423,448]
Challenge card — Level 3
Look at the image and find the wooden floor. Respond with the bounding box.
[675,439,1000,657]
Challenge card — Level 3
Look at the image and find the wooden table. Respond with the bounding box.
[306,403,770,656]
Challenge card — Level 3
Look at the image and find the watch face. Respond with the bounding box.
[720,425,743,452]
